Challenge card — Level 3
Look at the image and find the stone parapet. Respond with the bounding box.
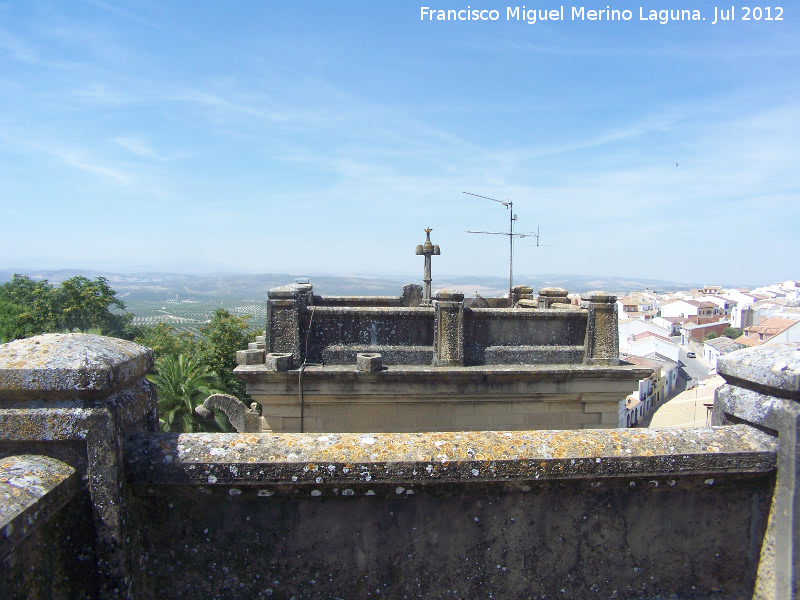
[123,425,776,599]
[0,334,158,599]
[714,343,800,599]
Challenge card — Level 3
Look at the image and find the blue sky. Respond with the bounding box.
[1,1,798,285]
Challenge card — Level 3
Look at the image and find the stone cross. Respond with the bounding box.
[415,228,440,305]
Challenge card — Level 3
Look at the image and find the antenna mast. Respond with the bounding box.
[464,192,539,307]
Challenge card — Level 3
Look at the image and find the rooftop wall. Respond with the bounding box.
[264,283,612,368]
[2,334,799,599]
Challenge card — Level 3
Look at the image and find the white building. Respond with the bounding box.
[703,336,743,371]
[661,299,718,319]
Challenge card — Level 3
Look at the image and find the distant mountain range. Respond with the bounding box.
[0,268,726,301]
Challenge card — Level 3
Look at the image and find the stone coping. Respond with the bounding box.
[718,343,800,398]
[0,454,81,558]
[467,308,587,318]
[235,362,653,382]
[125,425,776,490]
[538,287,569,296]
[305,305,434,316]
[0,333,153,401]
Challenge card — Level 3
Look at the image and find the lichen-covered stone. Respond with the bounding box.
[264,352,292,371]
[718,343,800,397]
[0,455,79,556]
[356,353,382,372]
[0,333,153,401]
[236,349,265,365]
[538,287,569,297]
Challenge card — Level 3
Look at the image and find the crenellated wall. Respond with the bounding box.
[1,334,799,598]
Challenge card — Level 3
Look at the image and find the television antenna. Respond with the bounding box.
[464,192,540,306]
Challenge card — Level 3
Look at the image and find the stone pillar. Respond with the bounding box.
[537,287,569,309]
[713,343,800,599]
[266,285,306,367]
[0,333,158,599]
[583,291,619,366]
[401,284,423,307]
[511,285,533,306]
[433,290,464,366]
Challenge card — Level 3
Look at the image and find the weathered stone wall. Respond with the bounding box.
[1,456,98,599]
[3,335,800,600]
[266,283,602,368]
[123,426,776,600]
[238,364,646,433]
[464,308,587,365]
[302,306,434,365]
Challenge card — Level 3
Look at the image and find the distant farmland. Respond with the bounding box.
[127,299,266,335]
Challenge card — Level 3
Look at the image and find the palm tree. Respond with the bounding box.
[149,354,222,432]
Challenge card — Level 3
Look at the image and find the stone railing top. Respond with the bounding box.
[0,333,153,401]
[268,283,312,299]
[126,425,776,488]
[434,289,465,301]
[0,454,76,525]
[538,287,568,296]
[581,291,617,303]
[718,342,800,397]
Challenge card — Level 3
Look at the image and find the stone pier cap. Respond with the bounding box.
[718,343,800,399]
[126,424,776,490]
[0,333,153,403]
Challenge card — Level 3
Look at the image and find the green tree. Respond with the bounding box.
[56,276,133,337]
[134,322,195,362]
[705,332,718,340]
[149,354,223,432]
[0,274,135,341]
[0,300,29,343]
[0,275,61,337]
[723,327,743,339]
[195,308,253,397]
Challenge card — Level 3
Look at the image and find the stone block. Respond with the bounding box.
[584,401,622,413]
[492,413,525,427]
[357,353,383,373]
[248,342,266,350]
[524,413,566,429]
[236,349,265,365]
[566,412,601,426]
[265,352,293,371]
[511,401,551,414]
[549,401,585,413]
[601,412,621,425]
[454,414,493,428]
[718,343,800,395]
[473,402,513,415]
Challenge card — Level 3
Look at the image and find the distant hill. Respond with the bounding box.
[0,268,728,301]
